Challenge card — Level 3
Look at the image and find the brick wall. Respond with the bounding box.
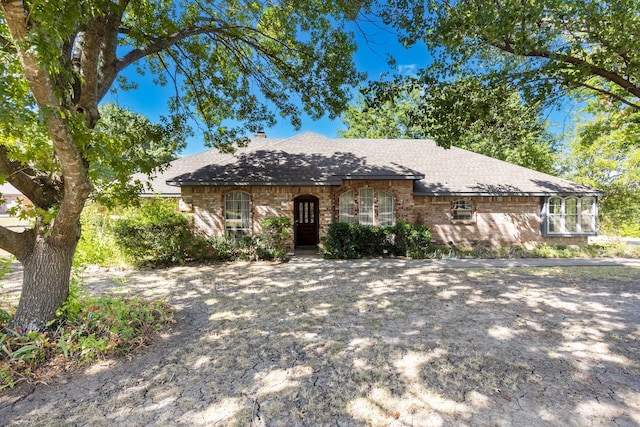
[332,180,416,224]
[181,185,334,246]
[181,185,589,248]
[413,195,588,248]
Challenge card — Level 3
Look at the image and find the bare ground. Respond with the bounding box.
[1,259,639,426]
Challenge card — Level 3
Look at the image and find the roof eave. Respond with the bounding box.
[338,174,424,181]
[167,179,342,187]
[413,191,606,197]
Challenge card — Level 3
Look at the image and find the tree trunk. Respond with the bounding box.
[10,236,78,333]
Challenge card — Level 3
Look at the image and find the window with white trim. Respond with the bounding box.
[452,199,474,221]
[358,188,375,225]
[338,188,395,226]
[225,191,250,239]
[339,190,355,223]
[545,196,596,234]
[379,191,394,226]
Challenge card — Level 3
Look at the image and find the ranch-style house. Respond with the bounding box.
[142,132,604,249]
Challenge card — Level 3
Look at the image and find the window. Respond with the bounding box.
[339,190,355,223]
[298,200,314,224]
[545,196,596,234]
[580,198,595,233]
[548,197,563,233]
[225,191,250,239]
[338,188,395,226]
[452,200,474,221]
[358,188,375,225]
[565,198,578,232]
[379,191,394,226]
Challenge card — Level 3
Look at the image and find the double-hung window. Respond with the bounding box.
[545,197,596,235]
[358,188,375,225]
[338,188,395,226]
[339,190,355,223]
[378,191,394,226]
[225,191,251,240]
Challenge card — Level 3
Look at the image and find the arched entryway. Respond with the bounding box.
[293,195,319,247]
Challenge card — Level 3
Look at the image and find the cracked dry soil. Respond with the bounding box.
[1,261,639,426]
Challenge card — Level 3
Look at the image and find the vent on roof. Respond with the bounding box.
[254,131,267,138]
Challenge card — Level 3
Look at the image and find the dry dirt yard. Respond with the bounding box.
[1,259,639,426]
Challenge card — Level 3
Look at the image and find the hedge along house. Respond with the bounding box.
[151,131,603,249]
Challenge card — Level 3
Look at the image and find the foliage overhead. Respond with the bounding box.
[340,76,559,173]
[375,0,640,110]
[561,93,640,236]
[0,0,366,331]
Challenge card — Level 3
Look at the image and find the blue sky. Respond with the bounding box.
[104,20,433,156]
[103,18,577,156]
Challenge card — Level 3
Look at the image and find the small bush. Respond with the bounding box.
[113,199,194,266]
[230,217,292,261]
[259,216,292,260]
[75,203,126,267]
[205,236,237,261]
[196,216,292,262]
[321,222,361,259]
[322,222,432,259]
[0,277,174,390]
[391,222,433,258]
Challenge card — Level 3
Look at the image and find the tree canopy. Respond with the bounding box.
[376,0,640,110]
[562,95,640,236]
[340,76,558,173]
[0,0,366,331]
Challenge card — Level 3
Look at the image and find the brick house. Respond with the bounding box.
[145,132,603,249]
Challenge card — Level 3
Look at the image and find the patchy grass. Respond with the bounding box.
[429,242,640,260]
[2,263,639,426]
[0,282,174,391]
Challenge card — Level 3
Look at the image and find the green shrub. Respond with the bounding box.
[205,236,237,261]
[74,203,126,267]
[0,276,173,390]
[197,216,292,262]
[391,222,433,258]
[322,222,361,259]
[231,217,292,261]
[113,199,194,266]
[259,216,292,259]
[322,222,432,259]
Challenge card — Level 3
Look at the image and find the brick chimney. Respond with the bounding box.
[253,131,267,138]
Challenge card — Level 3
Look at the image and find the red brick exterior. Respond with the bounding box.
[181,184,589,248]
[413,196,573,248]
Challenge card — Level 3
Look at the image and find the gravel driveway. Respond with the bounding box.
[1,259,639,426]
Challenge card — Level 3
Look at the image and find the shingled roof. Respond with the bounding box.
[142,131,602,197]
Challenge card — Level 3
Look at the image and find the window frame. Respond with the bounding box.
[339,190,355,223]
[451,199,474,221]
[378,190,394,226]
[224,191,251,239]
[337,188,396,226]
[358,187,375,226]
[543,196,597,236]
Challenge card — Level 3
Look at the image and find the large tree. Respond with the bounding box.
[0,0,364,332]
[376,0,640,110]
[562,93,640,236]
[341,76,558,173]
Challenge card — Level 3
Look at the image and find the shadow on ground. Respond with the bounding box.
[1,262,639,426]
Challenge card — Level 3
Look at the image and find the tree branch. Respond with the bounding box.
[74,25,103,126]
[0,225,34,260]
[0,33,16,53]
[0,146,59,209]
[491,39,640,104]
[1,0,92,246]
[573,80,640,110]
[96,3,126,101]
